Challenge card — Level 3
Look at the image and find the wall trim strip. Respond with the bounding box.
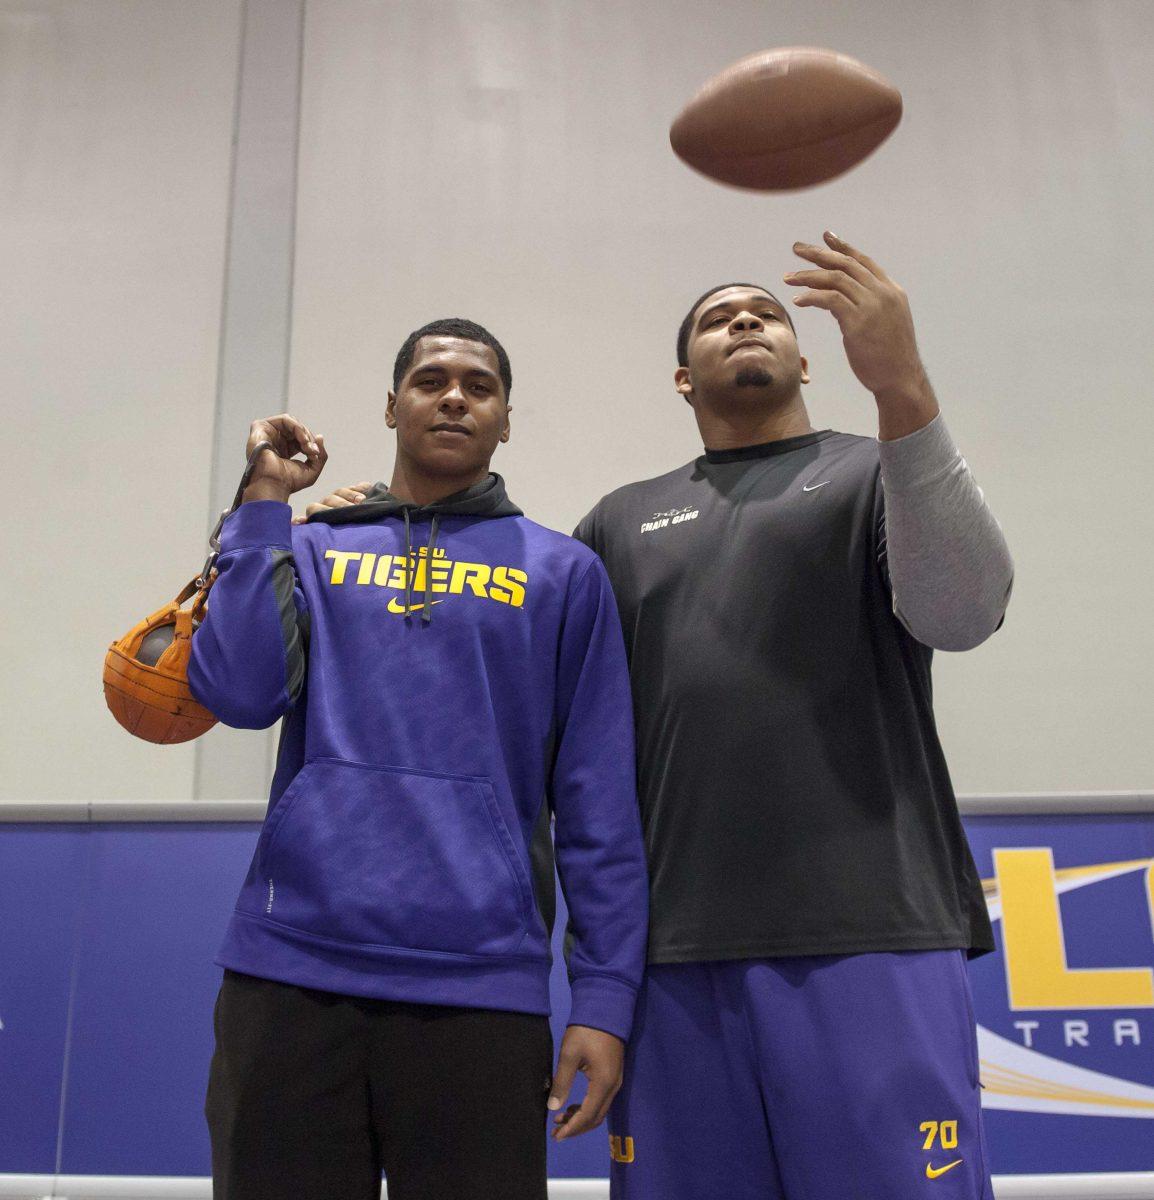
[1,1173,1152,1199]
[2,794,1152,823]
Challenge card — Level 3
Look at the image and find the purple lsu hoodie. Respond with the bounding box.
[188,474,648,1040]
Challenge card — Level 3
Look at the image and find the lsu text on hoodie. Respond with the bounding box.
[189,474,648,1040]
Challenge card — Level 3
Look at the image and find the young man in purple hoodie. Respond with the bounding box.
[189,317,648,1200]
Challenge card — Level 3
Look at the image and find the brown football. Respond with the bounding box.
[669,47,902,191]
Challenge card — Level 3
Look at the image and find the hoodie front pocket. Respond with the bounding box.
[259,757,533,957]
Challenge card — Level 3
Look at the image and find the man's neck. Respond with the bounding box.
[388,459,490,507]
[693,391,814,452]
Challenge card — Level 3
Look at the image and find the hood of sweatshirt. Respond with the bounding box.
[306,472,522,525]
[305,473,522,622]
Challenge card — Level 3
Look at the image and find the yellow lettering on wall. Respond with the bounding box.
[324,549,362,585]
[996,848,1154,1010]
[1148,863,1154,937]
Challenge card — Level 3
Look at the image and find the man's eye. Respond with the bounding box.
[708,315,728,327]
[763,313,779,322]
[472,384,490,394]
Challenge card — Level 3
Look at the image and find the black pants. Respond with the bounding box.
[206,970,553,1200]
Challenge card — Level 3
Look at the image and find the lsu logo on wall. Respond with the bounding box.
[978,846,1154,1119]
[324,546,528,614]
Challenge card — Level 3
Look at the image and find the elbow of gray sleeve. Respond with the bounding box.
[896,566,1014,652]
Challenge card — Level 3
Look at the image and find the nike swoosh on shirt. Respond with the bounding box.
[386,598,444,614]
[925,1160,964,1180]
[802,480,831,492]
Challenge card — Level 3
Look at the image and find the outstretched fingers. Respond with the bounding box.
[822,230,891,283]
[790,288,853,316]
[788,238,872,288]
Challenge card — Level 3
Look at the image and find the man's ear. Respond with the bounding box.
[500,403,512,444]
[674,366,694,406]
[385,392,397,428]
[799,356,810,386]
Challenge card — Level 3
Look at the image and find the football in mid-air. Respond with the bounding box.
[669,47,903,191]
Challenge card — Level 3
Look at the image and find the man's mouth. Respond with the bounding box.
[729,339,770,356]
[431,423,471,435]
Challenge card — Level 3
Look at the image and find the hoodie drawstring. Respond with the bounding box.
[403,508,440,624]
[422,513,440,624]
[403,508,414,617]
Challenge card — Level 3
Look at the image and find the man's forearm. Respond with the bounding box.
[874,367,939,442]
[243,478,293,504]
[879,413,1014,651]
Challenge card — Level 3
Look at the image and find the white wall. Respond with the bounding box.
[286,0,1154,794]
[0,1,240,800]
[2,0,1151,800]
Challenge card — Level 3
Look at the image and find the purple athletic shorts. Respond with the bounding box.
[608,951,992,1200]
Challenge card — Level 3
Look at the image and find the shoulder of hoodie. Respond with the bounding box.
[499,515,619,604]
[506,514,606,574]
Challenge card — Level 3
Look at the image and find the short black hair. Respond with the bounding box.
[393,317,512,398]
[676,283,795,366]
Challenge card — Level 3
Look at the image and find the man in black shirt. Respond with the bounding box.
[306,233,1012,1197]
[573,233,1012,1199]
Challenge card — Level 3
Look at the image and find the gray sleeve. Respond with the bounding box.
[877,413,1014,652]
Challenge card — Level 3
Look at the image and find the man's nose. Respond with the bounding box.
[440,386,467,411]
[730,311,764,332]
